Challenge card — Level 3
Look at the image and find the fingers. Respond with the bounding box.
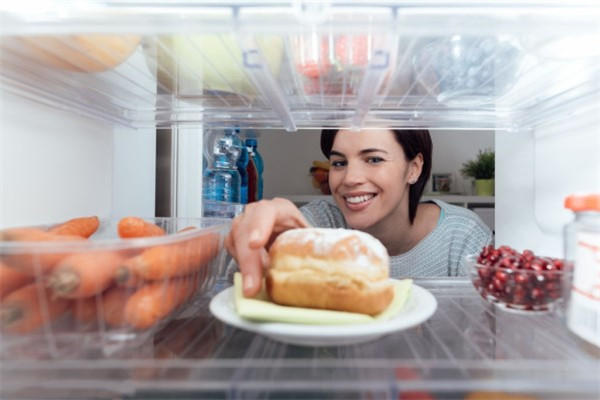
[227,207,267,297]
[245,198,310,249]
[224,198,309,297]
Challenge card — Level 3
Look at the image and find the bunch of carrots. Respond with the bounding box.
[0,216,221,334]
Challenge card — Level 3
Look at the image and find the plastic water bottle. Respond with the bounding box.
[202,154,241,203]
[237,145,249,204]
[245,137,264,200]
[202,128,242,203]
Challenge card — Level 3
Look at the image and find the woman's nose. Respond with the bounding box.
[342,162,366,186]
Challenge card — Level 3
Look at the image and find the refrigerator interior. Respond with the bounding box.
[1,1,599,398]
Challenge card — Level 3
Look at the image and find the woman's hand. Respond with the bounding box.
[225,198,310,297]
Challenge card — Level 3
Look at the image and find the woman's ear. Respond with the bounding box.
[409,153,424,183]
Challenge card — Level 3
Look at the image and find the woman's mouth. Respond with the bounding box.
[345,194,375,204]
[343,193,376,210]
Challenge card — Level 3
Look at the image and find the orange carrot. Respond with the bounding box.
[124,278,199,330]
[124,232,220,281]
[0,232,86,275]
[0,261,34,300]
[177,226,197,233]
[48,216,99,238]
[46,251,125,298]
[0,227,57,242]
[0,227,86,243]
[117,217,165,239]
[115,227,200,287]
[101,287,135,327]
[1,283,70,334]
[114,256,145,287]
[72,296,98,325]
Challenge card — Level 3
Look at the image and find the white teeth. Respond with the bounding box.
[345,194,373,204]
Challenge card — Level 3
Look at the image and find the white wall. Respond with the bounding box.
[429,129,495,194]
[0,93,156,228]
[260,129,323,198]
[259,129,494,199]
[111,47,157,219]
[112,127,156,218]
[0,46,157,228]
[495,112,599,258]
[0,91,114,228]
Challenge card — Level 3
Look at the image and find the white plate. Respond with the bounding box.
[209,281,437,347]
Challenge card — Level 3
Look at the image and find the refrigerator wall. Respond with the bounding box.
[0,90,115,227]
[0,45,157,228]
[496,112,600,258]
[494,45,600,258]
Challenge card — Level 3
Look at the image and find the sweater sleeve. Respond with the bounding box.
[300,199,348,229]
[447,210,494,276]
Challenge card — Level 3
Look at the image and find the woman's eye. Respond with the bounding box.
[367,157,384,164]
[331,160,346,168]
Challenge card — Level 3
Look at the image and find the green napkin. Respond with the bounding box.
[233,272,412,325]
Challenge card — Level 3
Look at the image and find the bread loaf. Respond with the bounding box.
[266,228,393,315]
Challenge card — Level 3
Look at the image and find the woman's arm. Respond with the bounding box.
[454,215,493,276]
[224,198,310,297]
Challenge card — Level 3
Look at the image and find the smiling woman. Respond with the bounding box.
[320,129,431,228]
[225,128,493,297]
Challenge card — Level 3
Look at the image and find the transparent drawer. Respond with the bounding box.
[0,217,230,358]
[1,3,598,131]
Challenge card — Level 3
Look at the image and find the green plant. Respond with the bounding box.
[460,149,495,180]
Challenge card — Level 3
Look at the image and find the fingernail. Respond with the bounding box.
[243,275,255,292]
[249,229,260,243]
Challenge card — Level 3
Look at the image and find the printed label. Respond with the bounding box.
[567,231,600,347]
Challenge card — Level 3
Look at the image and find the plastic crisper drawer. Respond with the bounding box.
[1,278,598,399]
[0,218,230,359]
[1,2,599,131]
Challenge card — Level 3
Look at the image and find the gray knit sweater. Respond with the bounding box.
[300,198,493,278]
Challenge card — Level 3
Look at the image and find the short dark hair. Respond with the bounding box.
[320,129,432,224]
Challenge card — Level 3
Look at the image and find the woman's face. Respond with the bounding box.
[328,129,420,231]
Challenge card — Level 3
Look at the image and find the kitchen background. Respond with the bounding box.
[259,128,494,198]
[258,128,496,230]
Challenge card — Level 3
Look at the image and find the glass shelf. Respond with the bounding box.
[1,278,598,399]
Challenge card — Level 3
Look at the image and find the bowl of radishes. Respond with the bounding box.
[465,245,571,313]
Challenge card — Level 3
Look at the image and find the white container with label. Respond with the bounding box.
[564,193,600,357]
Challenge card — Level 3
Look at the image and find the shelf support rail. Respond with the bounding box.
[240,38,297,132]
[351,34,397,131]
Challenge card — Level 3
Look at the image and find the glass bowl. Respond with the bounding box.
[413,35,522,106]
[0,217,230,357]
[464,253,570,314]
